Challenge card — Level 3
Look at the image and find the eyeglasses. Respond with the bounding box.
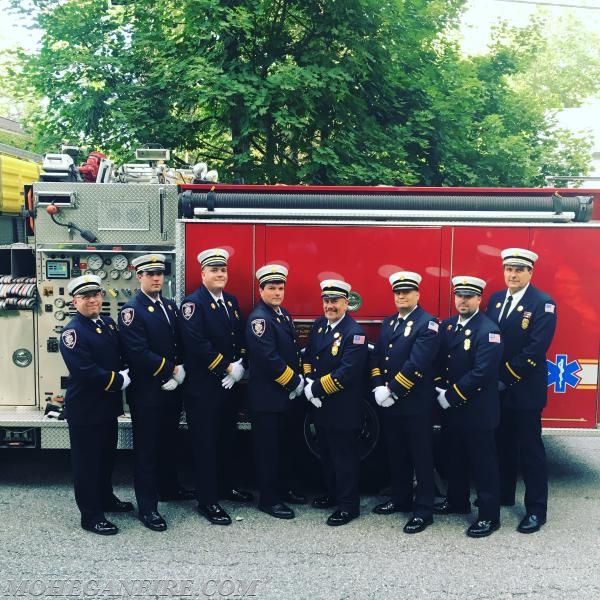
[75,291,103,299]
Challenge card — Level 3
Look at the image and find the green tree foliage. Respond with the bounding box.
[5,0,599,185]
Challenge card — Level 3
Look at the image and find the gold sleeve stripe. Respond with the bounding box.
[104,371,116,391]
[320,374,340,395]
[453,383,468,401]
[152,357,166,377]
[394,372,414,389]
[275,366,294,386]
[371,368,381,377]
[208,353,224,371]
[506,362,522,380]
[303,363,312,375]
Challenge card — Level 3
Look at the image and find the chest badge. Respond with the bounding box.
[148,305,155,312]
[464,339,471,351]
[521,318,529,329]
[517,305,524,312]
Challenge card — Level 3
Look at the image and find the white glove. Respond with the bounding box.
[380,396,396,408]
[309,397,323,408]
[230,358,245,382]
[373,385,391,406]
[161,377,178,391]
[435,386,450,409]
[304,378,315,401]
[289,377,305,400]
[498,381,506,391]
[173,364,186,384]
[119,369,130,390]
[221,374,235,389]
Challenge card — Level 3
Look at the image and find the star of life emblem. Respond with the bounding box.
[251,319,266,337]
[62,329,77,349]
[182,302,195,320]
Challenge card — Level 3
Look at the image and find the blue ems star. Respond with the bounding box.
[547,354,581,393]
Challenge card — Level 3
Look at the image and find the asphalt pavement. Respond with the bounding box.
[1,435,599,600]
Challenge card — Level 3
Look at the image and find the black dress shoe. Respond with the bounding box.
[198,503,232,525]
[222,489,254,503]
[403,515,433,534]
[466,518,500,538]
[158,487,195,502]
[259,503,295,519]
[432,498,471,515]
[372,500,412,515]
[284,490,308,505]
[82,520,119,536]
[139,511,167,532]
[104,496,134,512]
[517,514,546,534]
[326,509,359,526]
[312,495,336,509]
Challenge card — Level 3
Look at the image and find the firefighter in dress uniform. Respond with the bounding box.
[118,253,193,533]
[179,248,253,526]
[486,248,557,534]
[303,279,369,526]
[245,264,307,520]
[370,271,440,534]
[59,274,133,535]
[433,276,503,538]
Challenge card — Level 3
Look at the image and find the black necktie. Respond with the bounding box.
[394,317,404,331]
[96,318,104,329]
[455,323,463,333]
[499,295,513,322]
[217,299,230,320]
[156,300,170,324]
[325,325,331,335]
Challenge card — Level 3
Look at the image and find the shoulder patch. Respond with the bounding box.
[544,303,555,314]
[353,334,366,345]
[251,318,266,337]
[61,328,77,349]
[489,332,501,344]
[182,302,196,320]
[428,321,439,332]
[121,307,135,326]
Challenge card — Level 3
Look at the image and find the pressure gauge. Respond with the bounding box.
[86,253,103,270]
[121,270,133,280]
[96,269,107,280]
[54,310,66,321]
[111,254,129,271]
[110,269,120,280]
[54,298,66,308]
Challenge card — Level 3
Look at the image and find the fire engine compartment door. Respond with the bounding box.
[259,224,444,321]
[0,310,36,406]
[451,226,600,429]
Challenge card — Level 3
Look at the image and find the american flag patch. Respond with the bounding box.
[428,321,439,332]
[545,303,555,313]
[353,335,366,345]
[489,333,501,343]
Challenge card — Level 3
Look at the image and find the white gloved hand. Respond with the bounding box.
[289,377,305,400]
[498,381,506,391]
[119,369,130,390]
[173,364,186,384]
[373,385,391,406]
[309,397,323,408]
[161,377,178,391]
[304,378,315,401]
[435,386,450,409]
[221,374,235,389]
[230,358,245,382]
[380,396,396,408]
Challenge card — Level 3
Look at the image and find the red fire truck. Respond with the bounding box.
[0,180,598,457]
